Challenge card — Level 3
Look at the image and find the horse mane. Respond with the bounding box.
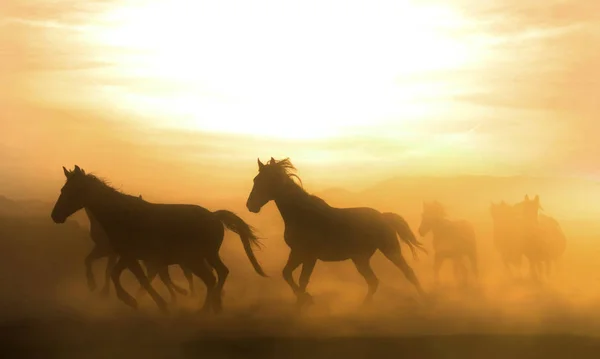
[81,172,141,201]
[267,158,331,209]
[267,157,304,189]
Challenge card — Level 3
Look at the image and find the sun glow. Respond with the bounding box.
[85,0,475,139]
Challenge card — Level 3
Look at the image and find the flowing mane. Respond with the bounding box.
[265,158,332,209]
[267,157,304,189]
[80,172,145,202]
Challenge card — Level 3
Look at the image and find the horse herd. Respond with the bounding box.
[50,157,566,314]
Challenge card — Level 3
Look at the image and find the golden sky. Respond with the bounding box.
[1,0,599,201]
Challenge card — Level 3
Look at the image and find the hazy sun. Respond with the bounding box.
[90,0,474,139]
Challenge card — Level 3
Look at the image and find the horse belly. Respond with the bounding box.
[317,250,352,262]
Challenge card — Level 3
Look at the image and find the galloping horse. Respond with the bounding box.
[245,157,427,309]
[490,201,524,278]
[51,165,267,313]
[514,195,566,281]
[79,188,196,300]
[63,166,195,301]
[418,201,478,287]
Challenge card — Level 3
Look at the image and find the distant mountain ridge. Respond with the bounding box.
[316,175,600,221]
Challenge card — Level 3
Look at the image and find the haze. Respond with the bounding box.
[1,0,600,357]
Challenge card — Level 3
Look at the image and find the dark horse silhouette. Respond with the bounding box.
[70,168,195,301]
[51,165,267,313]
[245,157,427,309]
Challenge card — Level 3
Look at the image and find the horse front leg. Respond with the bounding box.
[111,257,139,310]
[282,250,303,304]
[84,245,108,292]
[100,253,117,297]
[127,260,169,314]
[297,258,317,309]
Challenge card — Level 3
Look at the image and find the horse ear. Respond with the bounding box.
[257,158,265,171]
[534,195,539,202]
[524,194,530,201]
[73,165,81,173]
[63,166,70,178]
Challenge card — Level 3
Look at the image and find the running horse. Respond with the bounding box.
[514,195,566,281]
[74,168,196,300]
[245,157,428,309]
[51,165,267,313]
[418,201,478,288]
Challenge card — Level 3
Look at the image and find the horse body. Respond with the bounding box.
[246,157,427,309]
[51,166,266,314]
[419,201,478,287]
[493,195,567,281]
[82,192,196,301]
[538,214,566,263]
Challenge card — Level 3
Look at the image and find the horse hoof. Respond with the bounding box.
[296,293,314,310]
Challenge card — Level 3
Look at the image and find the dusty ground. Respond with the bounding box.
[2,216,600,358]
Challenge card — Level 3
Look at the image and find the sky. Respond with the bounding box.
[1,0,599,201]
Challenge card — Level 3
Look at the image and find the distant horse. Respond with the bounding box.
[51,165,267,313]
[514,195,566,281]
[245,157,427,309]
[418,201,478,288]
[490,201,524,278]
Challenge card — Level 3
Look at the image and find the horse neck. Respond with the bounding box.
[84,186,131,227]
[84,207,99,226]
[274,182,322,223]
[429,216,449,237]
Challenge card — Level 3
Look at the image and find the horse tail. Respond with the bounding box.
[212,210,268,277]
[382,212,428,260]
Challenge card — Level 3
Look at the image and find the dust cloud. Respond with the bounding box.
[2,175,600,358]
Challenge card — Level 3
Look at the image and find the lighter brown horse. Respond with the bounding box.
[418,201,478,288]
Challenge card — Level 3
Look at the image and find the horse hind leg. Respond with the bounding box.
[136,261,158,300]
[187,259,217,314]
[100,254,117,297]
[126,260,169,314]
[205,254,230,313]
[156,266,180,304]
[351,257,379,306]
[111,258,140,310]
[381,246,427,300]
